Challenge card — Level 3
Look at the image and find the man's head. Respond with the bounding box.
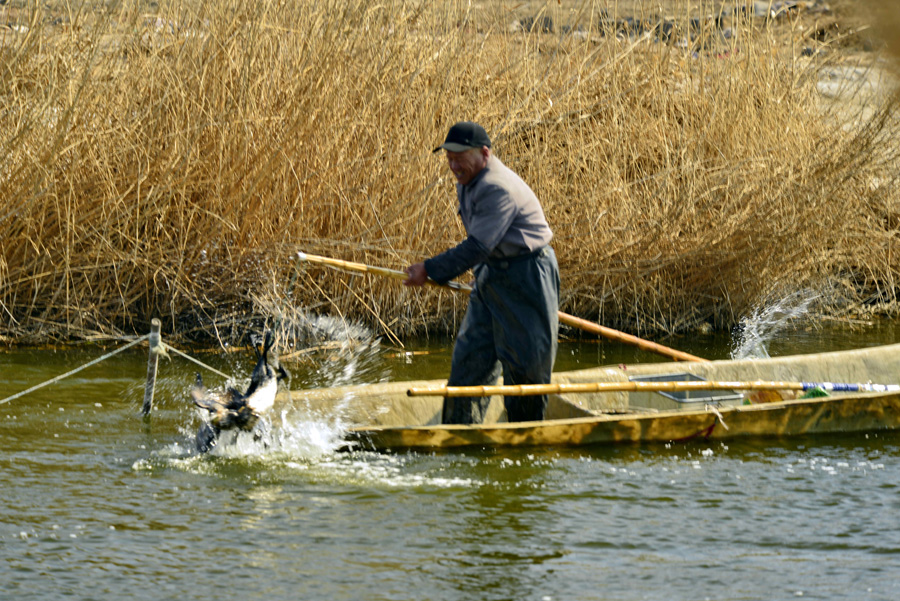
[434,121,492,185]
[434,121,491,153]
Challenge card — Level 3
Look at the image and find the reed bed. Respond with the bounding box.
[0,0,898,346]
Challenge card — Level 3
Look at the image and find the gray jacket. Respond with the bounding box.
[425,155,553,284]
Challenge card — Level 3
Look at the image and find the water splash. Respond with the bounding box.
[302,335,386,389]
[731,289,820,360]
[218,405,353,457]
[253,295,390,388]
[154,406,486,489]
[165,303,392,455]
[163,401,352,463]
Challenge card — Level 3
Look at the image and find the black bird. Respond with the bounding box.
[192,332,291,453]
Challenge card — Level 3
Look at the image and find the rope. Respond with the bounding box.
[706,404,729,431]
[0,331,237,407]
[0,316,259,410]
[0,334,150,406]
[160,343,231,380]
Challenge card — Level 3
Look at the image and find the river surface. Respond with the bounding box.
[3,319,900,601]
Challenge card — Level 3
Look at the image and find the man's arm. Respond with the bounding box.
[404,236,491,286]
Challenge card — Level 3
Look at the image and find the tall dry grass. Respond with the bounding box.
[0,0,898,345]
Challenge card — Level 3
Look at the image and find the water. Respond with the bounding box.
[3,318,900,600]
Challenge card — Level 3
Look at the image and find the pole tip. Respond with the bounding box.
[297,251,307,261]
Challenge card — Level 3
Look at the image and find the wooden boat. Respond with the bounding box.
[280,343,900,451]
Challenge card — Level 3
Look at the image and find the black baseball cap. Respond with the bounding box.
[433,121,492,153]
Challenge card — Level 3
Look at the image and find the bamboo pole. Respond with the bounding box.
[407,380,900,398]
[297,252,471,292]
[554,313,705,362]
[297,252,707,363]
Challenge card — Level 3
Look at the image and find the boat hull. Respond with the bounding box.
[346,392,900,451]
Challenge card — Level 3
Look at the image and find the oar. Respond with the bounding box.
[406,380,900,397]
[297,252,706,363]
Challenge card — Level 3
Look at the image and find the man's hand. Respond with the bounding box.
[404,263,428,287]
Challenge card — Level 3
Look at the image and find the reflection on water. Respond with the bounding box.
[2,321,900,600]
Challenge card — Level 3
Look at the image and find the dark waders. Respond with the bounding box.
[442,247,560,424]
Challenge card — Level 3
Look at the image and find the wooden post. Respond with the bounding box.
[142,318,162,416]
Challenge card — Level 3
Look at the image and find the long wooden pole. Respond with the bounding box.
[297,252,706,363]
[142,318,162,416]
[555,312,705,362]
[407,380,900,398]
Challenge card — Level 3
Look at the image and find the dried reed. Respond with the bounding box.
[0,0,897,345]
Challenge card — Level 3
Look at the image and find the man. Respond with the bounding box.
[404,121,560,424]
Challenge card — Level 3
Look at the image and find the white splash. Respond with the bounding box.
[207,408,350,459]
[731,289,820,359]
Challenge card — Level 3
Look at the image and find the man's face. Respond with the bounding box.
[445,147,489,185]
